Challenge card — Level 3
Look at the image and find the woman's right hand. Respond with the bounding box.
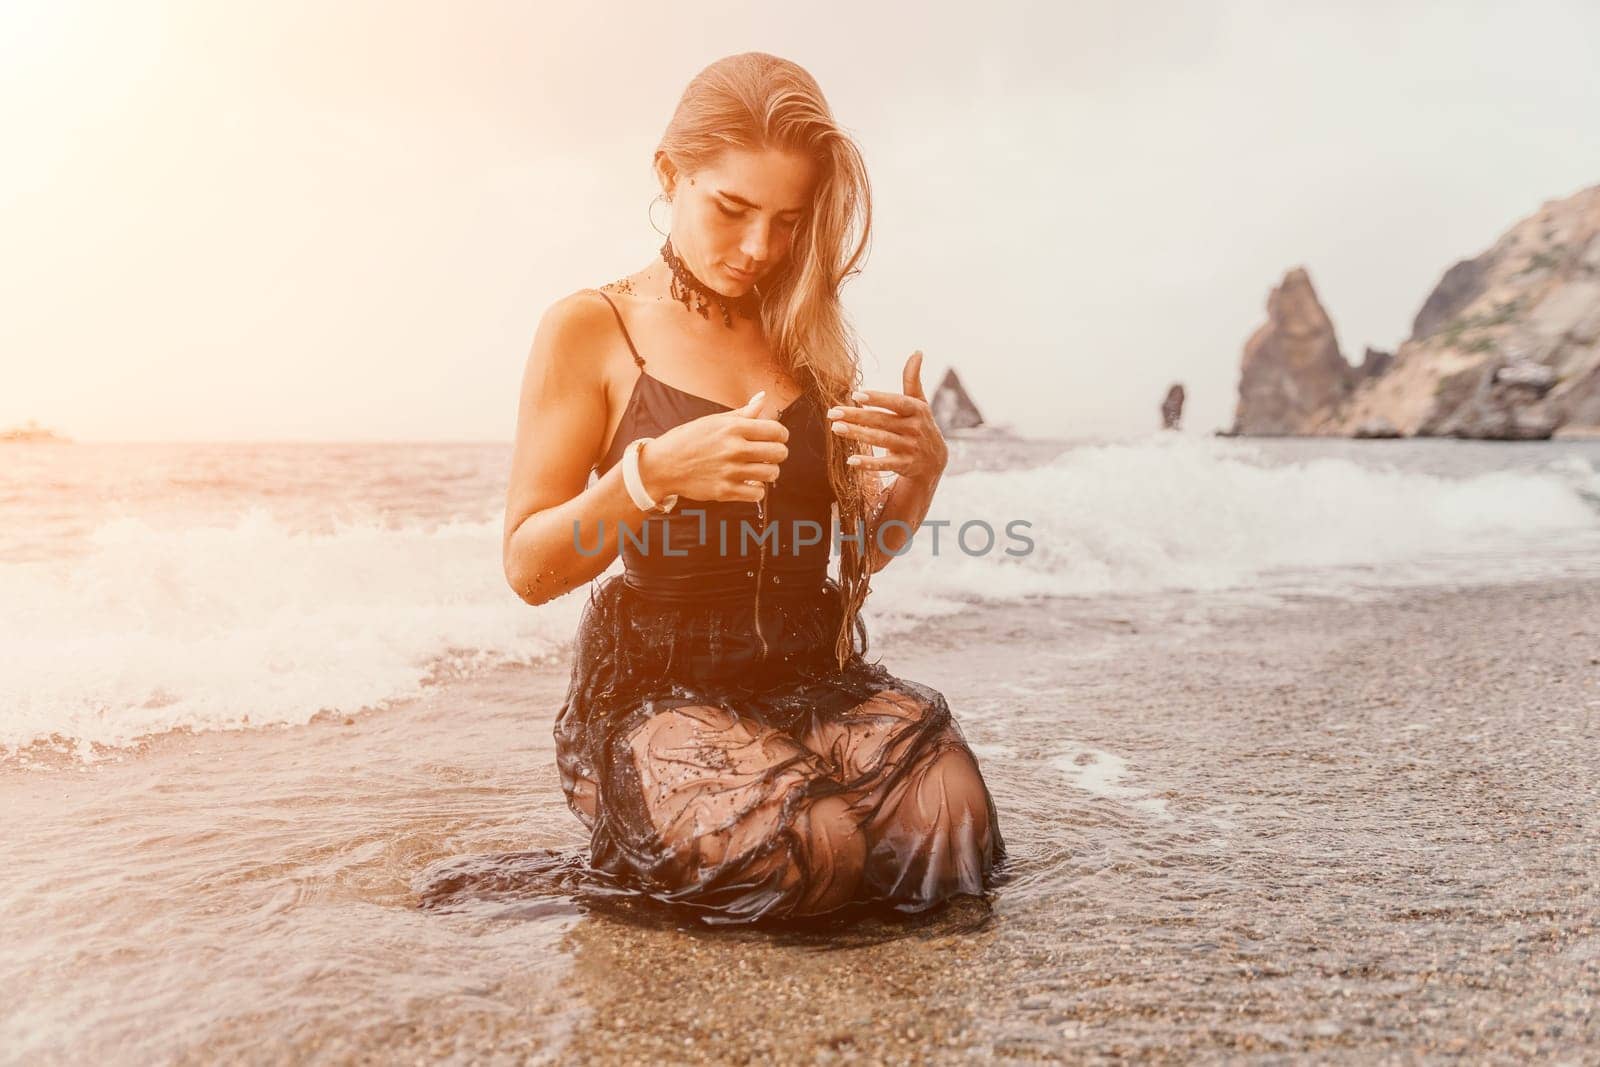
[639,391,789,504]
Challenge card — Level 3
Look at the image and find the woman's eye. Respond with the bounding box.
[716,204,744,219]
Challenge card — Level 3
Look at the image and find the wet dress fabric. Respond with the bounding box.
[552,289,1006,925]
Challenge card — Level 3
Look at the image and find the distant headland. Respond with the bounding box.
[0,420,71,443]
[1225,181,1600,440]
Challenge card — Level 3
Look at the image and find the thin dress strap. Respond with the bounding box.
[591,289,646,369]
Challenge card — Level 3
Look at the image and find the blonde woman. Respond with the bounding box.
[503,52,1004,924]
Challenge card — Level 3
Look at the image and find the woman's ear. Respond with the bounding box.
[652,151,679,201]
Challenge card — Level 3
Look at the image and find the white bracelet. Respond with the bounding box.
[622,437,679,514]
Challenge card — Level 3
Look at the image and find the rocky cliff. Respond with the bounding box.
[1230,183,1600,439]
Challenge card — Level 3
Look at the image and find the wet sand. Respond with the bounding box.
[553,578,1600,1063]
[4,575,1599,1063]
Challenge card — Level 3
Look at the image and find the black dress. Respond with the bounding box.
[553,289,1006,925]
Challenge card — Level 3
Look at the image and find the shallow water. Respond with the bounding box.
[4,575,1597,1061]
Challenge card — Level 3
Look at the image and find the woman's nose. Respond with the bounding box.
[740,220,775,262]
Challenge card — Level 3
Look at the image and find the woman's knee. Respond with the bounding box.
[879,735,994,842]
[679,793,866,915]
[792,793,868,914]
[929,743,992,818]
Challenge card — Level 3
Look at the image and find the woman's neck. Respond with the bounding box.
[620,261,764,340]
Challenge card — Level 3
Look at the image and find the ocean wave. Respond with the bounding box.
[1,510,583,754]
[4,434,1596,753]
[865,433,1600,624]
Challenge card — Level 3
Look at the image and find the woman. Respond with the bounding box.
[502,52,1004,925]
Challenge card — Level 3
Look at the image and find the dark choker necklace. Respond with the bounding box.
[660,237,761,327]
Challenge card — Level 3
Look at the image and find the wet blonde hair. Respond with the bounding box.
[656,52,876,668]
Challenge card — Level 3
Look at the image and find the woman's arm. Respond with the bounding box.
[861,466,941,574]
[502,293,673,605]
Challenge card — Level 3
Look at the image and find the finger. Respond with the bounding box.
[903,350,926,401]
[847,388,922,416]
[736,462,782,483]
[733,418,790,443]
[736,390,766,417]
[823,404,911,430]
[829,421,914,449]
[725,479,767,502]
[846,452,914,472]
[737,445,789,468]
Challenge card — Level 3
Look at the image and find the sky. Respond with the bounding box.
[4,0,1599,442]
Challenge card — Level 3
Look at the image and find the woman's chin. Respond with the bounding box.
[720,265,760,292]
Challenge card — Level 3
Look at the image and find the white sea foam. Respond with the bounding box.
[864,433,1600,631]
[1049,743,1174,821]
[1,510,585,753]
[4,434,1596,752]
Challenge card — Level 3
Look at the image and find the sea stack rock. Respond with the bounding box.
[1230,268,1354,435]
[1160,383,1185,430]
[930,368,985,434]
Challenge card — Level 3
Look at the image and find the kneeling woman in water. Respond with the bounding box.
[502,51,1005,925]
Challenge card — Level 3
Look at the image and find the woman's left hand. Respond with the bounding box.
[825,350,949,485]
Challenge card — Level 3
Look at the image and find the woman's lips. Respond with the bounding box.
[724,264,756,282]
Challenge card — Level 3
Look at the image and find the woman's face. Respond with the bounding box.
[662,147,816,296]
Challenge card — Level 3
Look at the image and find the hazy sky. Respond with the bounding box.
[5,0,1599,441]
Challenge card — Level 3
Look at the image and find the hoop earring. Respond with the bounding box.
[648,193,672,237]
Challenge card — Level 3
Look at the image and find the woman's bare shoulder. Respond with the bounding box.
[522,287,626,388]
[535,286,616,342]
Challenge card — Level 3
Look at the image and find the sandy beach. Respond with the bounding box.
[5,571,1597,1063]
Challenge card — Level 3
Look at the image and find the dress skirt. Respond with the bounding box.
[552,573,1006,925]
